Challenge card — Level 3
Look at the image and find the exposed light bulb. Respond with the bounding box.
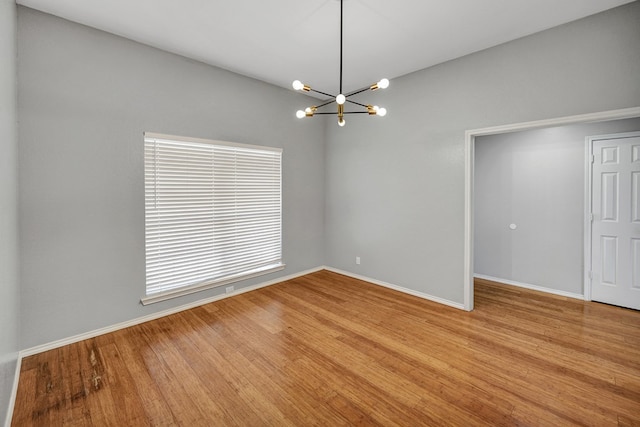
[296,110,306,119]
[338,118,346,127]
[377,107,387,117]
[377,78,389,89]
[305,107,312,114]
[292,80,304,91]
[336,94,346,105]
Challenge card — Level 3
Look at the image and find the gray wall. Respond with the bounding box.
[324,2,640,304]
[475,118,640,295]
[18,7,325,349]
[0,0,19,423]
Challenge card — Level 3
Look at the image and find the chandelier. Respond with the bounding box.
[292,0,389,127]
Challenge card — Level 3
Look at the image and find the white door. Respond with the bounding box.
[590,132,640,310]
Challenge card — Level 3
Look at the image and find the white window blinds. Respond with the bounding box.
[143,132,283,304]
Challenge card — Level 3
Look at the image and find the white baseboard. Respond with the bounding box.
[20,266,324,358]
[474,274,585,300]
[324,266,465,310]
[4,353,21,427]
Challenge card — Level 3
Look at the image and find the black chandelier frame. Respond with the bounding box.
[293,0,388,126]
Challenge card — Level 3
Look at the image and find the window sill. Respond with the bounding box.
[140,263,285,305]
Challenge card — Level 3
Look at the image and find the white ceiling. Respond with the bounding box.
[17,0,635,97]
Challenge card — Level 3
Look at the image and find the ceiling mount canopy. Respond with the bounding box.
[292,0,389,127]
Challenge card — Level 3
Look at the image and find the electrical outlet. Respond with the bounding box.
[356,256,361,265]
[225,286,234,294]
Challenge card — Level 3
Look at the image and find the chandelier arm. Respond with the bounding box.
[309,88,337,98]
[345,99,369,108]
[344,86,371,97]
[312,111,370,115]
[315,99,336,109]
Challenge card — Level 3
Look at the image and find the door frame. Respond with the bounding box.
[585,130,640,303]
[463,106,640,311]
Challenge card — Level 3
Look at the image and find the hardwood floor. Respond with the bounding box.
[12,271,640,426]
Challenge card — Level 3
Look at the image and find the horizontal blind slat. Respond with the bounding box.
[144,135,282,296]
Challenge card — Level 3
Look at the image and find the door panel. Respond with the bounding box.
[633,172,640,222]
[591,134,640,310]
[600,172,618,221]
[632,238,640,289]
[600,236,617,285]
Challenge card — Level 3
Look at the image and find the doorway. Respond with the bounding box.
[464,107,640,311]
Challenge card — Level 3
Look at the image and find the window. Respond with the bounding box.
[142,132,283,304]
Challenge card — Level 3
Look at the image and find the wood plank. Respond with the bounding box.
[12,271,640,425]
[107,328,179,426]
